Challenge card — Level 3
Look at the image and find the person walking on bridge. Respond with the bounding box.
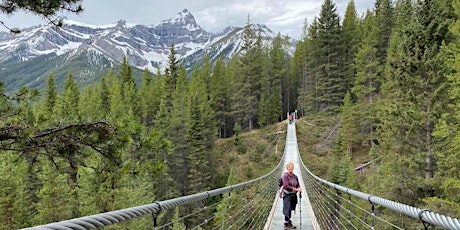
[281,162,302,229]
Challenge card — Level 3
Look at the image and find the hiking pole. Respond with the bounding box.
[299,192,302,227]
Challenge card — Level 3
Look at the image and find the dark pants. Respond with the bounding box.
[283,193,297,222]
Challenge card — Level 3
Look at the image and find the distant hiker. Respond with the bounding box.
[281,162,302,229]
[288,114,293,124]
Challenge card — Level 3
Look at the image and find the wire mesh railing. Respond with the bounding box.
[23,154,285,230]
[299,155,460,230]
[22,120,460,230]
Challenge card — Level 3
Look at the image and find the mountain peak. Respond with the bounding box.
[158,9,201,31]
[116,19,126,28]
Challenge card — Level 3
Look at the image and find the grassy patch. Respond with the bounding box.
[214,122,286,186]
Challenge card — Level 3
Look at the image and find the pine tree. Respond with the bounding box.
[156,44,180,132]
[0,0,83,33]
[265,34,285,124]
[118,56,136,88]
[44,74,57,116]
[78,85,100,120]
[32,160,73,225]
[187,59,216,191]
[0,152,32,229]
[426,0,460,217]
[234,15,260,131]
[214,169,242,228]
[209,58,231,137]
[342,0,360,91]
[315,0,346,113]
[171,208,186,230]
[138,68,156,126]
[165,44,179,93]
[117,58,140,118]
[375,0,453,205]
[99,75,111,117]
[374,0,394,64]
[296,18,321,114]
[169,66,189,197]
[56,73,80,121]
[351,11,380,146]
[338,92,358,156]
[184,94,210,227]
[293,20,309,117]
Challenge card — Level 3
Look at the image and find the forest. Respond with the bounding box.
[1,0,460,229]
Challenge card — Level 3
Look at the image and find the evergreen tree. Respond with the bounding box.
[375,0,453,206]
[99,75,111,117]
[0,152,32,229]
[56,73,80,121]
[234,16,261,131]
[184,94,210,227]
[351,11,380,146]
[138,68,156,126]
[171,208,186,230]
[260,33,284,126]
[169,66,189,197]
[293,20,309,117]
[374,0,394,65]
[296,18,321,114]
[165,44,180,93]
[315,0,346,113]
[118,56,136,88]
[44,74,58,116]
[214,169,242,228]
[209,58,231,137]
[78,85,100,120]
[117,58,140,118]
[188,59,216,191]
[192,55,217,151]
[156,44,180,132]
[226,55,241,136]
[338,92,359,156]
[32,160,73,225]
[342,0,360,91]
[427,0,460,216]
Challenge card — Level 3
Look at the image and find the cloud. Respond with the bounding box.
[193,0,321,38]
[0,0,375,40]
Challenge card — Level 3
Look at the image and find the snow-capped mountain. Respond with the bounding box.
[0,9,290,92]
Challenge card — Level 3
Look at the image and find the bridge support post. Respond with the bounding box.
[152,202,162,229]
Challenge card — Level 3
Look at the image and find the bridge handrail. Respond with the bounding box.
[299,157,460,230]
[23,153,285,230]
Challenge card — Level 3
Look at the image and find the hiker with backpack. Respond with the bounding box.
[280,162,302,229]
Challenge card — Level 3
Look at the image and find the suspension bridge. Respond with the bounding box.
[24,120,460,230]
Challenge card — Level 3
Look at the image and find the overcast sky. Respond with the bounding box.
[0,0,375,40]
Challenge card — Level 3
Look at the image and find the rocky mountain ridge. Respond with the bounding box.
[0,9,290,92]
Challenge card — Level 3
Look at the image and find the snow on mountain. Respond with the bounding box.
[0,9,294,92]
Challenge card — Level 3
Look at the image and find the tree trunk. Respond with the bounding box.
[425,119,434,179]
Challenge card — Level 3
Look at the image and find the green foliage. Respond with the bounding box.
[171,208,187,230]
[56,73,80,120]
[338,92,359,156]
[259,33,285,126]
[32,160,73,225]
[342,0,360,91]
[214,169,243,228]
[327,155,357,187]
[4,0,460,226]
[0,152,32,229]
[428,0,460,217]
[371,1,453,209]
[209,58,231,137]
